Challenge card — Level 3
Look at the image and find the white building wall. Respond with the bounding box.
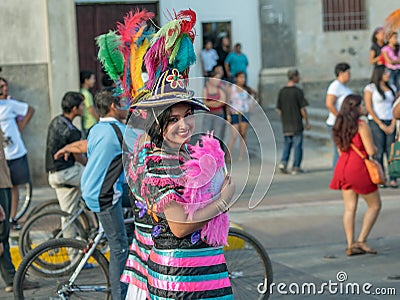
[159,0,262,90]
[295,0,400,82]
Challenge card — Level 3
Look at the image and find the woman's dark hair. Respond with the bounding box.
[332,94,362,151]
[334,63,351,77]
[61,92,84,113]
[0,77,7,84]
[146,103,194,148]
[371,27,383,44]
[94,89,119,117]
[370,65,395,99]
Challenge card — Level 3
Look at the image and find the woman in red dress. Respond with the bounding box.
[330,94,382,256]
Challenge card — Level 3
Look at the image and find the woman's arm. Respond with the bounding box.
[369,49,379,65]
[382,50,400,65]
[358,120,376,156]
[364,89,383,126]
[163,175,235,238]
[394,100,400,119]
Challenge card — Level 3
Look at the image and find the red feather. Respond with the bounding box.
[384,8,400,32]
[117,9,154,47]
[174,9,196,40]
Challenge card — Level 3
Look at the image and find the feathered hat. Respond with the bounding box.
[130,9,209,111]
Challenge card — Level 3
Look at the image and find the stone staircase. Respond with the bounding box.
[304,107,332,145]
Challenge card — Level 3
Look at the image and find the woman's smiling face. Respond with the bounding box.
[163,103,194,149]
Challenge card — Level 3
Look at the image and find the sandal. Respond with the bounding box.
[389,181,398,189]
[346,246,365,256]
[354,241,377,254]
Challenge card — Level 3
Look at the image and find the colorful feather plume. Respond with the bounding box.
[384,8,400,33]
[116,9,154,102]
[144,9,197,89]
[95,31,124,81]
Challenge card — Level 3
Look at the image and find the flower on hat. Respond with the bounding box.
[166,69,184,89]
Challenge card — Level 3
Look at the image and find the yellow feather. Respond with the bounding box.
[130,38,150,98]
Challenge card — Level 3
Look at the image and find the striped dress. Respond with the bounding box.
[142,150,234,299]
[121,136,154,299]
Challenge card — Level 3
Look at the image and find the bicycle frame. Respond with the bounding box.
[57,226,108,298]
[56,217,135,298]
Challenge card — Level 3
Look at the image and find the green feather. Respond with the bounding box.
[153,20,181,50]
[96,31,124,80]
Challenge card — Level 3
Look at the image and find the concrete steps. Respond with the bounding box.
[304,107,331,145]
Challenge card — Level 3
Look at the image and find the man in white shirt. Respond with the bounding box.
[325,63,352,169]
[0,77,35,229]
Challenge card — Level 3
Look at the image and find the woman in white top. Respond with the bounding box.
[226,72,256,161]
[364,65,398,188]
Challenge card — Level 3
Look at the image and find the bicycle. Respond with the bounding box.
[14,225,272,299]
[18,200,97,258]
[18,198,134,259]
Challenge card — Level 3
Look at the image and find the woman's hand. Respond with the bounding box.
[387,122,396,135]
[217,175,236,211]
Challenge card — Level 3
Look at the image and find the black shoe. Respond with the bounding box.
[10,219,21,230]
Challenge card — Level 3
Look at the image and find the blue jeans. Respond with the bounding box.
[0,188,16,286]
[369,120,396,181]
[281,133,303,168]
[327,125,339,170]
[96,201,129,300]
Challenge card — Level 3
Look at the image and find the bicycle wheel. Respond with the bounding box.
[25,198,60,220]
[14,181,32,222]
[224,227,273,299]
[14,238,110,299]
[18,209,87,258]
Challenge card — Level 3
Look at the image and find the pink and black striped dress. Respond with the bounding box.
[142,150,234,299]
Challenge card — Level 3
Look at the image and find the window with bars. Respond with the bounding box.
[322,0,367,31]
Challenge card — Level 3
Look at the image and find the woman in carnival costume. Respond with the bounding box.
[127,9,235,299]
[132,66,235,299]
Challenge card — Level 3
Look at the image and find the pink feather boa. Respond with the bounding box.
[182,133,229,246]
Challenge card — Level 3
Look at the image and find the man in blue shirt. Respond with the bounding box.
[81,89,137,300]
[225,43,249,82]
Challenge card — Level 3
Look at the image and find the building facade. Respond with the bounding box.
[1,0,398,183]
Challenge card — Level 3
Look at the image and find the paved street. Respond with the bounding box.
[2,108,399,299]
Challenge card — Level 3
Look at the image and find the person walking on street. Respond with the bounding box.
[225,43,249,82]
[46,92,86,238]
[0,77,35,229]
[80,70,99,137]
[277,69,310,175]
[330,94,382,256]
[364,65,398,188]
[326,63,352,169]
